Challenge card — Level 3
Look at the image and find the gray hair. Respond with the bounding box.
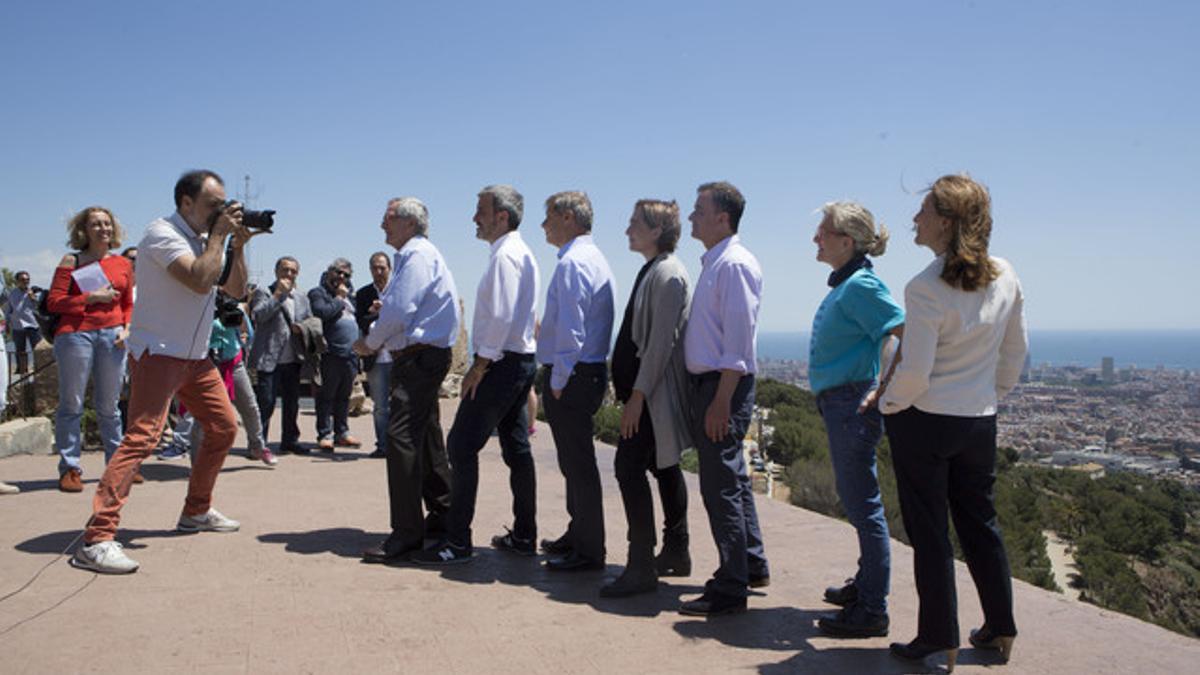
[545,190,594,231]
[389,196,430,235]
[820,201,889,257]
[479,184,524,229]
[327,257,353,274]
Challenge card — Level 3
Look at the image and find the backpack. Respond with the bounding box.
[33,254,79,343]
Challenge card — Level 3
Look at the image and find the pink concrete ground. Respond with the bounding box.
[2,400,1198,673]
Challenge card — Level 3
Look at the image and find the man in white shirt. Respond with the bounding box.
[536,191,616,572]
[354,197,460,564]
[73,169,256,575]
[679,181,770,616]
[414,185,540,566]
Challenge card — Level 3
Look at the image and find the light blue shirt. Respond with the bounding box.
[684,235,762,375]
[4,288,39,330]
[365,236,460,352]
[809,266,904,394]
[537,234,616,391]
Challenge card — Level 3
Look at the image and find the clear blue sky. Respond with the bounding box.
[2,1,1197,331]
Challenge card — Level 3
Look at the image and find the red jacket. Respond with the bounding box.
[47,255,134,335]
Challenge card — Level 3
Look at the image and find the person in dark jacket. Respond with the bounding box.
[355,251,393,458]
[308,257,362,451]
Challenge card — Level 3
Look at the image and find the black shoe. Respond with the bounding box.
[491,528,536,556]
[541,534,572,556]
[817,603,889,638]
[367,448,386,459]
[969,625,1015,662]
[890,640,959,672]
[749,573,770,589]
[679,590,747,617]
[281,443,310,456]
[824,578,858,606]
[600,566,658,598]
[361,540,419,564]
[411,541,474,566]
[545,552,605,572]
[655,543,691,577]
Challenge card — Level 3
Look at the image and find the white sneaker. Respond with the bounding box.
[70,540,140,574]
[0,481,19,495]
[177,508,240,533]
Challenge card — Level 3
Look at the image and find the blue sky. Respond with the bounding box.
[2,1,1197,331]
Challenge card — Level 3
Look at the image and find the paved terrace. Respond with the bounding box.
[2,400,1198,673]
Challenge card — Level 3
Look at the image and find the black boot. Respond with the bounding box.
[655,533,691,577]
[601,547,658,598]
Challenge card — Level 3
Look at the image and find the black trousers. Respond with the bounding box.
[445,352,538,548]
[886,406,1017,646]
[542,363,608,561]
[385,347,453,549]
[614,406,688,557]
[254,362,302,448]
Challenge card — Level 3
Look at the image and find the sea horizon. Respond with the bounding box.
[758,329,1200,371]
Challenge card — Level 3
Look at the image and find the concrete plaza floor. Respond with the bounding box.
[2,400,1198,673]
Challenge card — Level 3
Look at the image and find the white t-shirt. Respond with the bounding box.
[126,211,221,361]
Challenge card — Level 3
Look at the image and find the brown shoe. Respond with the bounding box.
[59,469,84,493]
[334,435,362,448]
[317,438,335,451]
[132,472,145,485]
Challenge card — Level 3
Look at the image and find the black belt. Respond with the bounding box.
[390,343,438,360]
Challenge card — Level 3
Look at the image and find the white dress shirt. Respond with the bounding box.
[880,256,1028,417]
[365,236,460,352]
[684,234,763,375]
[126,212,219,360]
[537,234,616,391]
[472,230,539,360]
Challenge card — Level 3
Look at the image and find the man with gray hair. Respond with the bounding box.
[309,256,362,450]
[537,190,616,572]
[414,185,541,565]
[355,197,460,563]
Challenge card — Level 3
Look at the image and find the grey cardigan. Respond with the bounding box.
[248,283,312,373]
[631,253,693,468]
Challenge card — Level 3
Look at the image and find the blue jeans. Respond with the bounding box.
[367,360,393,452]
[690,372,768,598]
[54,326,127,476]
[818,380,891,614]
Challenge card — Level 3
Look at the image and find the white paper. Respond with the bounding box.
[72,263,111,293]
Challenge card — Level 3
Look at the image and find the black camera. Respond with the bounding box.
[214,292,244,328]
[218,199,277,232]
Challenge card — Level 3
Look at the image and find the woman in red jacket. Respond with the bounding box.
[49,206,134,492]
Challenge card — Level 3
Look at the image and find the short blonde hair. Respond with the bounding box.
[820,201,888,257]
[633,199,681,253]
[67,206,125,251]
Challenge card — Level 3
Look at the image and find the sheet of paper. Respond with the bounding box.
[72,262,111,293]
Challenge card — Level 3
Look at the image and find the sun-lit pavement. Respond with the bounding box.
[2,399,1198,673]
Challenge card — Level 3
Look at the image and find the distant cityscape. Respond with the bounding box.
[757,353,1200,490]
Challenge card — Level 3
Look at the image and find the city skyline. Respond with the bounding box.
[2,1,1198,332]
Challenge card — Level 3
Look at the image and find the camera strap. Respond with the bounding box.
[216,240,235,288]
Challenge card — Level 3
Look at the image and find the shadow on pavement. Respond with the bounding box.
[257,527,384,558]
[15,528,191,555]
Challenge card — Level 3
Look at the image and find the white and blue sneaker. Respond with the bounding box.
[177,508,240,533]
[70,540,140,574]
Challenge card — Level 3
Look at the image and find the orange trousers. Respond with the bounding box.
[85,353,237,543]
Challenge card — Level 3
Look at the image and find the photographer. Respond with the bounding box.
[182,292,274,467]
[73,169,261,575]
[308,258,362,451]
[3,270,41,375]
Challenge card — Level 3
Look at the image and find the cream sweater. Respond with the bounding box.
[880,256,1027,417]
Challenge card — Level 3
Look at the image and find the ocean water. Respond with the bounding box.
[758,330,1200,371]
